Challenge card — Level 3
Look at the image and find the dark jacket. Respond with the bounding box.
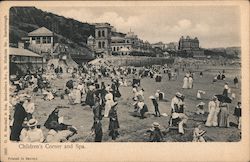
[108,108,119,130]
[150,128,163,142]
[92,122,103,142]
[10,103,27,141]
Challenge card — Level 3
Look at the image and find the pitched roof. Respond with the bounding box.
[9,47,42,57]
[28,27,53,37]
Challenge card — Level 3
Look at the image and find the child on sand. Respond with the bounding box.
[193,124,206,142]
[196,102,205,115]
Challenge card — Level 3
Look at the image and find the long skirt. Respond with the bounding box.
[95,134,103,142]
[74,90,81,104]
[182,79,189,89]
[188,80,193,89]
[108,119,120,140]
[222,89,228,97]
[219,107,229,127]
[109,119,120,130]
[10,122,23,141]
[205,107,219,127]
[104,101,113,117]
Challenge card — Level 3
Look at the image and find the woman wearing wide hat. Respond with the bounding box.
[205,96,220,127]
[25,119,44,142]
[234,102,241,129]
[149,122,163,142]
[46,121,77,142]
[222,82,229,97]
[218,99,230,128]
[10,97,27,141]
[149,96,161,117]
[92,95,102,120]
[108,102,120,140]
[182,75,189,89]
[104,88,114,118]
[44,108,70,131]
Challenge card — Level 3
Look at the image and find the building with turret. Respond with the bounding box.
[92,23,112,56]
[110,30,151,55]
[87,35,95,51]
[88,23,152,56]
[178,36,199,51]
[178,36,205,58]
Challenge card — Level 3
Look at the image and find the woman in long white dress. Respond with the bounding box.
[188,77,193,89]
[205,96,220,127]
[182,76,189,89]
[104,89,114,117]
[74,87,81,104]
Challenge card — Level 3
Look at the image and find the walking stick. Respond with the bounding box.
[83,131,93,142]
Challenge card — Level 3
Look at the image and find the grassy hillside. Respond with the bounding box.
[9,7,95,58]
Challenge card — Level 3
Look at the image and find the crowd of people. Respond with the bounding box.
[9,60,241,143]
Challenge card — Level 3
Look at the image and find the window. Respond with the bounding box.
[36,37,40,44]
[98,31,101,37]
[102,41,105,48]
[98,42,102,48]
[102,30,105,37]
[32,37,35,40]
[113,47,116,51]
[21,56,29,62]
[47,37,51,43]
[30,57,36,62]
[42,37,47,44]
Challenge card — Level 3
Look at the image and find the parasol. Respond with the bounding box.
[215,94,232,103]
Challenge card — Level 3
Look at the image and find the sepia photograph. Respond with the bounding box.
[1,1,249,162]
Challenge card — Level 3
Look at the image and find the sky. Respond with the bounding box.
[38,6,241,48]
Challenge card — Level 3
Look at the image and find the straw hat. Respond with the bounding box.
[172,113,180,119]
[175,92,182,98]
[199,102,205,106]
[152,122,160,127]
[18,96,29,103]
[89,85,95,91]
[27,119,38,127]
[149,95,155,99]
[139,97,144,102]
[212,96,218,100]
